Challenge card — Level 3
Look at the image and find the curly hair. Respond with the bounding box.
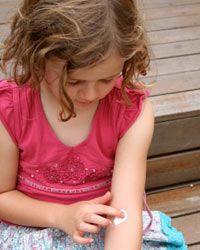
[0,0,150,121]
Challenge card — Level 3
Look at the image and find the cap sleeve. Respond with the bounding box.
[115,88,149,139]
[0,80,20,144]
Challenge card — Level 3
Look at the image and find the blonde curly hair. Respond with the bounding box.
[0,0,150,121]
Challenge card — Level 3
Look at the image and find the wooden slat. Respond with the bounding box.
[141,0,200,9]
[151,39,200,59]
[150,90,200,121]
[0,0,19,5]
[149,116,200,156]
[147,184,200,217]
[146,149,200,189]
[143,4,200,20]
[0,6,17,24]
[0,24,9,43]
[147,54,200,77]
[173,212,200,245]
[148,71,200,96]
[148,26,200,44]
[189,244,200,250]
[145,15,200,31]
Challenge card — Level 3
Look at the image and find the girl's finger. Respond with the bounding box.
[73,232,93,245]
[78,222,100,234]
[95,204,124,218]
[84,213,111,227]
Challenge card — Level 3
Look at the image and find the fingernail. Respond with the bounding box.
[89,238,94,243]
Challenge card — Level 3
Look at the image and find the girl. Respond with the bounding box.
[0,0,187,249]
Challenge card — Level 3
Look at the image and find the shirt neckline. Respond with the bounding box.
[36,89,101,150]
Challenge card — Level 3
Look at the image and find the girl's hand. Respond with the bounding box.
[55,191,124,245]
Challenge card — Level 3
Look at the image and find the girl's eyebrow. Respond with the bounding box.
[69,72,122,81]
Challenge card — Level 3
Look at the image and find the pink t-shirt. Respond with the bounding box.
[0,79,148,205]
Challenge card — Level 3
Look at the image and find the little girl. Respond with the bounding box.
[0,0,187,249]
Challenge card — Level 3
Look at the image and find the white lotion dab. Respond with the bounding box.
[113,209,128,225]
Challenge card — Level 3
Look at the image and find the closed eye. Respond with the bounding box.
[100,79,114,84]
[67,80,82,86]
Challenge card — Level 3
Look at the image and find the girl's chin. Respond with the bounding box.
[74,100,98,109]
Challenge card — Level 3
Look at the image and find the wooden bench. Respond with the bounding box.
[1,0,200,248]
[141,0,200,248]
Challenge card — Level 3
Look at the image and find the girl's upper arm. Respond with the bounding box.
[110,99,154,209]
[0,121,19,194]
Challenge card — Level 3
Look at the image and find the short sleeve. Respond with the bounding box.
[0,80,19,144]
[114,87,149,139]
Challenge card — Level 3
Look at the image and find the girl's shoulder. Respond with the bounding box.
[103,84,149,139]
[0,79,37,144]
[0,79,33,100]
[0,79,18,99]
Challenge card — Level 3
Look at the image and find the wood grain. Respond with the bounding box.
[146,149,200,189]
[140,0,200,9]
[143,4,200,20]
[145,15,200,31]
[147,54,200,77]
[0,24,10,43]
[150,90,200,121]
[148,26,200,45]
[147,184,200,217]
[149,116,200,156]
[147,71,200,96]
[173,212,200,245]
[151,39,200,59]
[189,244,200,250]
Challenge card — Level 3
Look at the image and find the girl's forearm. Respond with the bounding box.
[0,190,62,228]
[104,216,142,250]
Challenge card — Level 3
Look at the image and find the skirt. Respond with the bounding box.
[0,211,187,250]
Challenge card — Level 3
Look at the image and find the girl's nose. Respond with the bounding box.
[80,84,98,102]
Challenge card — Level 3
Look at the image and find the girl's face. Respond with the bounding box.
[44,52,125,110]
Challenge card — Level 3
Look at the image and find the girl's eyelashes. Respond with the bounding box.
[100,78,114,84]
[67,78,115,86]
[67,80,82,86]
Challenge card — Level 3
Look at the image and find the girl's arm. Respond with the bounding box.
[104,99,154,250]
[0,121,61,227]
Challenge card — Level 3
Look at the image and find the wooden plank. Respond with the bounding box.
[148,26,200,44]
[0,0,19,5]
[149,116,200,156]
[140,0,200,9]
[0,24,10,43]
[151,39,200,59]
[147,184,200,217]
[146,150,200,189]
[143,4,200,20]
[173,212,200,245]
[147,71,200,96]
[150,90,200,121]
[189,244,200,250]
[0,24,10,80]
[145,15,200,32]
[147,55,200,77]
[0,5,18,24]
